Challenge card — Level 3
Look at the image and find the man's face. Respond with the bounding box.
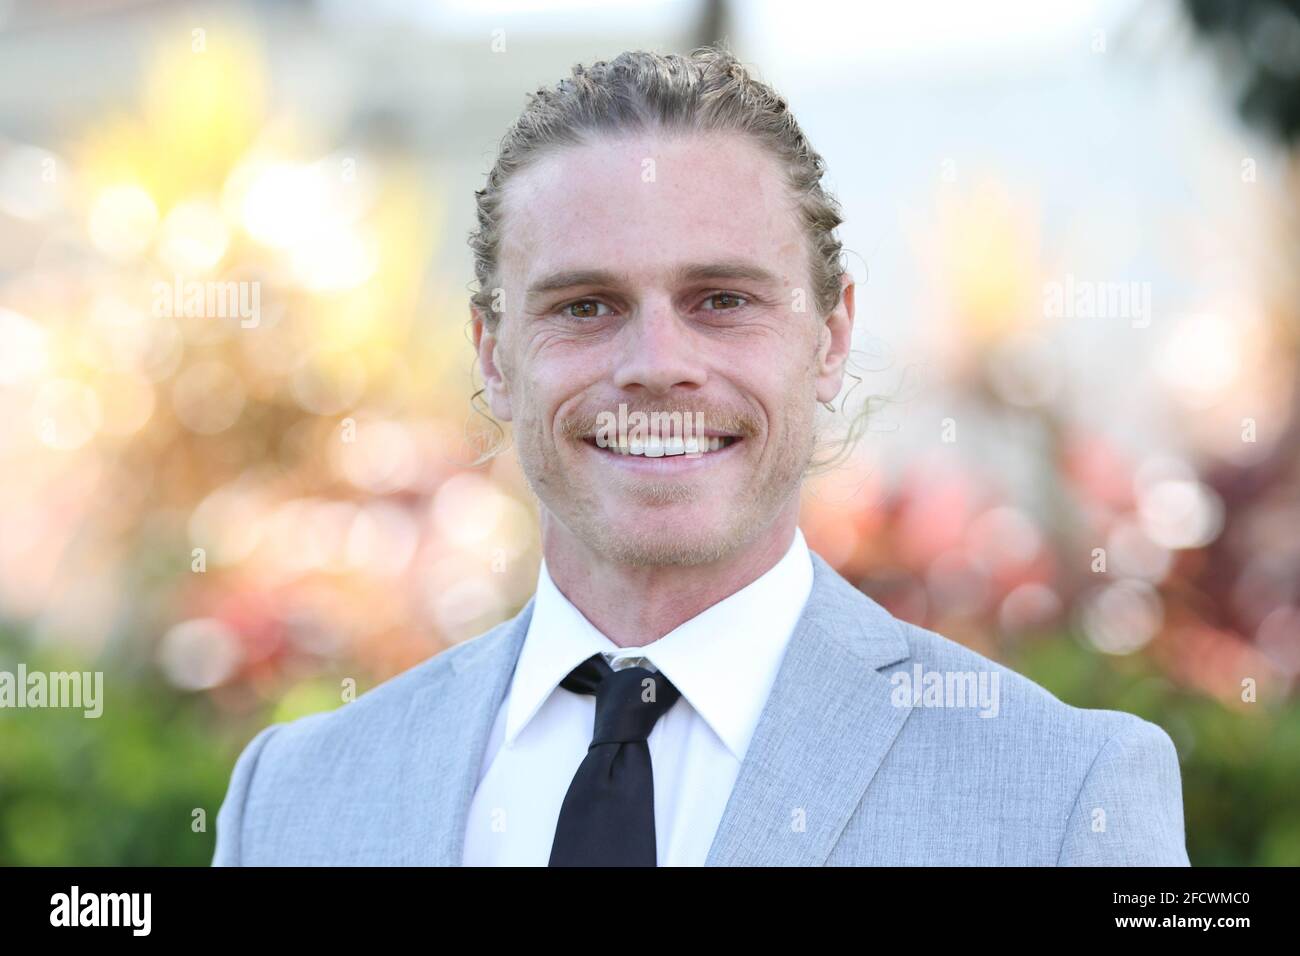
[476,130,852,567]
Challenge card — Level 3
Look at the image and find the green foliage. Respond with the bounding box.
[1,693,230,864]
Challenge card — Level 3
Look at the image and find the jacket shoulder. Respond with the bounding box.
[252,612,519,763]
[890,618,1187,862]
[893,618,1161,742]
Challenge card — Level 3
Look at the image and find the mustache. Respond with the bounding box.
[559,403,759,441]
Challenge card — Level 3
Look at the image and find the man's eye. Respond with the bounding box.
[563,300,612,320]
[703,292,747,311]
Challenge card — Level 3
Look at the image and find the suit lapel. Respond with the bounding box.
[390,549,912,866]
[396,597,534,865]
[705,552,913,866]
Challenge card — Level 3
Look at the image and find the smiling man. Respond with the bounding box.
[212,46,1190,867]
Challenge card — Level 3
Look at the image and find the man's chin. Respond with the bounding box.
[584,512,741,568]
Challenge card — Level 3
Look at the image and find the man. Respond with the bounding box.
[212,46,1189,866]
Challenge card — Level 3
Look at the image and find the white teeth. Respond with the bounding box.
[596,436,733,457]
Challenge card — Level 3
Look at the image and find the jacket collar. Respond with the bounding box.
[402,548,913,866]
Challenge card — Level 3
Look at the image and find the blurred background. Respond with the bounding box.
[0,0,1297,866]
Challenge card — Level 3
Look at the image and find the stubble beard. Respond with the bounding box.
[515,397,818,569]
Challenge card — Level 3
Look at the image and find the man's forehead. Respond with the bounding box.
[510,129,787,201]
[499,130,805,285]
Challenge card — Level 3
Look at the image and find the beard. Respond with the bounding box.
[512,392,818,568]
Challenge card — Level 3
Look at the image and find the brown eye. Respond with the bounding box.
[704,292,746,311]
[565,300,610,319]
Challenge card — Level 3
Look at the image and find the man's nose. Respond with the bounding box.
[610,299,708,395]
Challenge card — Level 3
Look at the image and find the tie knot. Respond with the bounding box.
[560,654,681,745]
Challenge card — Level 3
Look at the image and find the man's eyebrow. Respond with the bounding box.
[525,261,783,297]
[526,269,623,297]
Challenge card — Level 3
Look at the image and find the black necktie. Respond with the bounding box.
[548,653,681,866]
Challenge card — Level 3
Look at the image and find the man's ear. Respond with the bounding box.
[472,305,514,422]
[814,271,855,404]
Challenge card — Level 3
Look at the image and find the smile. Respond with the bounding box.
[579,434,743,472]
[582,435,739,457]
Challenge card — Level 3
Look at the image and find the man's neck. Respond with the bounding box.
[540,508,800,648]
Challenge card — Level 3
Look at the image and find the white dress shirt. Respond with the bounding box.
[461,527,815,866]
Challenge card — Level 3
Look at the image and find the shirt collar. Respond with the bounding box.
[504,527,814,761]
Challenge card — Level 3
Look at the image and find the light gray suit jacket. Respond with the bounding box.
[212,551,1190,865]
